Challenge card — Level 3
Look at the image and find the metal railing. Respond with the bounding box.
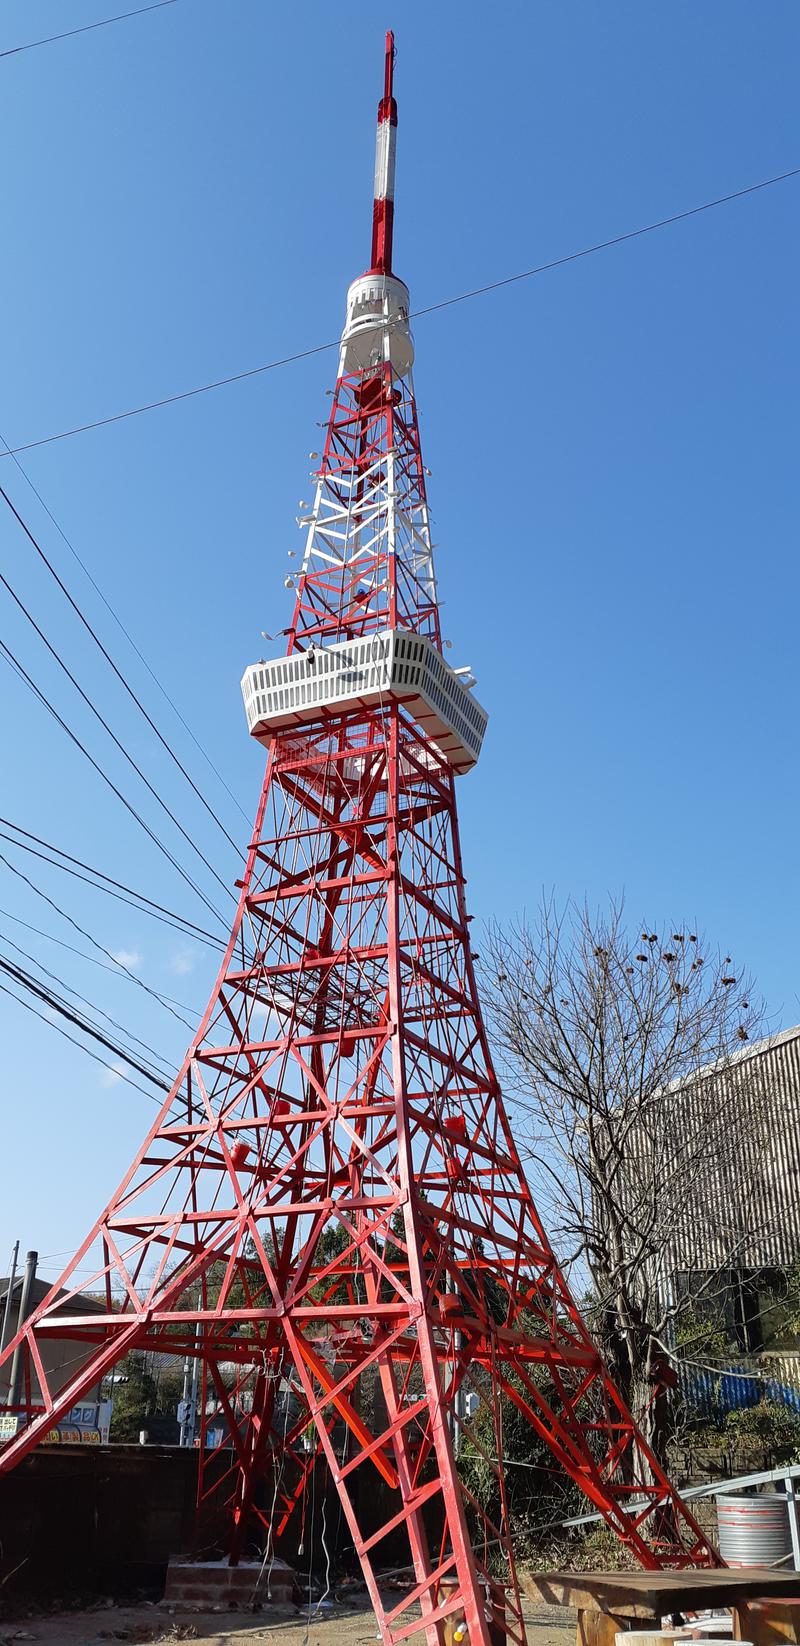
[561,1462,800,1570]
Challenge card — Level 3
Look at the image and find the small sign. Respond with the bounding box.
[68,1403,99,1426]
[42,1426,102,1445]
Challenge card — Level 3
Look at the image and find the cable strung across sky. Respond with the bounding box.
[0,165,797,459]
[0,928,177,1083]
[0,630,231,935]
[0,432,250,828]
[0,508,238,912]
[0,0,180,61]
[0,466,257,1059]
[0,481,245,861]
[0,843,196,1031]
[0,897,199,1012]
[0,815,223,950]
[0,969,169,1100]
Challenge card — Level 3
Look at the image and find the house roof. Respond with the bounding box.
[0,1276,107,1315]
[665,1021,800,1095]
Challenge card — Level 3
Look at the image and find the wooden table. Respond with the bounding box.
[521,1570,800,1646]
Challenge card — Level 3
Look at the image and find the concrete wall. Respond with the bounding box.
[0,1442,443,1608]
[0,1445,202,1606]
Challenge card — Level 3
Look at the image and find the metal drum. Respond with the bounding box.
[716,1491,792,1566]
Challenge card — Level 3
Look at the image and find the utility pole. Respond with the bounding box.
[178,1343,200,1447]
[178,1353,192,1445]
[8,1251,37,1419]
[188,1351,199,1445]
[0,1241,19,1356]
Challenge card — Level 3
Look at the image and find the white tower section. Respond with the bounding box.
[291,277,438,637]
[241,272,487,773]
[241,47,487,775]
[341,272,414,378]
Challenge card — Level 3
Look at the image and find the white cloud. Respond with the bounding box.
[170,945,196,976]
[112,948,142,971]
[249,1001,283,1039]
[100,1060,128,1089]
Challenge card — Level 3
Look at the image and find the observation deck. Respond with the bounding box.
[241,629,487,773]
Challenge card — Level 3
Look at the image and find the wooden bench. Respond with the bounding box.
[521,1570,800,1646]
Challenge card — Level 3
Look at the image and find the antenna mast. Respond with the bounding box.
[371,29,397,273]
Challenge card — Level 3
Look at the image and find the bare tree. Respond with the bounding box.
[484,897,773,1465]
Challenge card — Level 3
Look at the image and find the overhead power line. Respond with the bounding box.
[0,814,223,950]
[3,339,337,456]
[0,897,199,1014]
[0,473,246,851]
[410,166,800,316]
[0,609,231,933]
[0,967,167,1099]
[0,927,176,1084]
[0,840,195,1031]
[0,972,160,1102]
[0,166,797,459]
[0,432,250,827]
[0,1,180,61]
[0,497,237,909]
[0,635,227,937]
[0,956,171,1094]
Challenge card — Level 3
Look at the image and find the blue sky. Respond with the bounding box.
[0,0,797,1277]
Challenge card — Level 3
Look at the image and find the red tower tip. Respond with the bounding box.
[371,31,398,275]
[383,29,395,103]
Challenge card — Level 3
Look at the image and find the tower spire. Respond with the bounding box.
[370,29,397,273]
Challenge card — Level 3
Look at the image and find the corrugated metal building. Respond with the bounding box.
[628,1024,800,1356]
[670,1024,800,1269]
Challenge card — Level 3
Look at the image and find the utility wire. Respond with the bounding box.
[1,166,797,459]
[0,815,223,951]
[0,504,237,908]
[3,338,337,456]
[0,476,246,852]
[0,928,176,1083]
[0,961,168,1092]
[409,167,800,319]
[0,1,180,61]
[0,433,250,826]
[0,924,173,1075]
[0,974,162,1106]
[0,898,199,1015]
[0,967,167,1099]
[0,632,230,935]
[0,842,195,1031]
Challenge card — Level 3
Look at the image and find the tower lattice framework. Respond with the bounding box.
[0,34,717,1646]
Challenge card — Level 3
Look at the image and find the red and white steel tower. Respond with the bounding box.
[0,34,717,1645]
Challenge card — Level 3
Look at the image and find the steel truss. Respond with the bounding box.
[0,35,717,1646]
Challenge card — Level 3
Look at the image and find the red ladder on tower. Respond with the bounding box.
[0,32,717,1646]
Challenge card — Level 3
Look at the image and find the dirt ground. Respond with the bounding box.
[0,1597,576,1646]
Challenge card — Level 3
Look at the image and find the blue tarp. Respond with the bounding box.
[682,1366,800,1418]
